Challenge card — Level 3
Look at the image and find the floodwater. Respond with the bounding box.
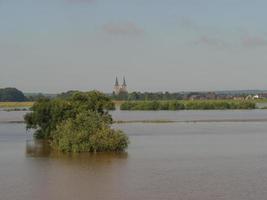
[111,109,267,122]
[2,109,267,123]
[1,110,267,200]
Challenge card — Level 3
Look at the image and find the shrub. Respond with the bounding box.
[51,112,129,152]
[168,101,185,110]
[89,128,129,152]
[159,102,170,110]
[25,91,128,152]
[24,98,76,139]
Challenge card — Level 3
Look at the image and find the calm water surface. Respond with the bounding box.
[1,111,267,200]
[1,109,267,122]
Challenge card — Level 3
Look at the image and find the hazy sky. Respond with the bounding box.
[1,0,267,93]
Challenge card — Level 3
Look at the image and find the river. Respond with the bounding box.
[1,110,267,200]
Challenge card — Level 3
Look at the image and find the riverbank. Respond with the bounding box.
[3,118,267,124]
[0,102,34,108]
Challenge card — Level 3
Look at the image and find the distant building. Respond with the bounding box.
[253,95,260,99]
[186,92,217,100]
[113,77,128,95]
[206,92,217,100]
[261,93,267,99]
[245,94,262,100]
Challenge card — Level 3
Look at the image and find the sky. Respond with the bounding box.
[0,0,267,93]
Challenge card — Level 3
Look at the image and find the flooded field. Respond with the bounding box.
[1,110,267,200]
[1,109,267,123]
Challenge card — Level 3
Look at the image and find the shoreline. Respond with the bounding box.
[2,118,267,124]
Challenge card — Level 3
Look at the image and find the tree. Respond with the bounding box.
[0,88,28,102]
[24,91,128,152]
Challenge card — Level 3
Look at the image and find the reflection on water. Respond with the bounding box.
[26,140,52,157]
[0,110,28,122]
[26,139,128,163]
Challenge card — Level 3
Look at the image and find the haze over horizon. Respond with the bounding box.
[1,0,267,93]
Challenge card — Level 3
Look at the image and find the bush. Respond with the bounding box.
[51,112,129,152]
[24,98,75,139]
[168,101,185,110]
[25,91,128,152]
[89,128,129,152]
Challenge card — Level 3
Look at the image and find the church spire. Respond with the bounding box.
[122,76,127,86]
[115,77,119,86]
[113,76,128,95]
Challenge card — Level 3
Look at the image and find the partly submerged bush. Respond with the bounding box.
[52,112,129,153]
[88,127,129,152]
[24,98,74,139]
[25,91,128,152]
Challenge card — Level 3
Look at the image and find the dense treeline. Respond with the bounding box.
[112,91,267,101]
[0,88,28,102]
[120,100,256,110]
[112,92,184,101]
[25,91,128,153]
[56,90,267,102]
[57,90,79,99]
[26,93,46,101]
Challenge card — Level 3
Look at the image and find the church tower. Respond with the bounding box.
[113,76,128,95]
[113,77,120,95]
[120,76,128,93]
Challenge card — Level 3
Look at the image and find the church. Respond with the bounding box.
[113,77,128,95]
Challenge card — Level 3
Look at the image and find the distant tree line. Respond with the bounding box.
[3,88,263,103]
[112,91,267,101]
[112,92,185,101]
[27,93,46,101]
[0,88,28,102]
[111,91,229,101]
[56,90,79,99]
[120,100,256,110]
[57,91,187,101]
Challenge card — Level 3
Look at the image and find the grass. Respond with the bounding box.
[255,99,267,103]
[112,100,126,106]
[0,102,34,108]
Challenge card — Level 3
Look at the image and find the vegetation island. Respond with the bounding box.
[24,91,129,153]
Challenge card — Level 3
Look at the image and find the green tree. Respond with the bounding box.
[52,111,128,152]
[25,91,115,139]
[24,91,128,152]
[0,88,28,102]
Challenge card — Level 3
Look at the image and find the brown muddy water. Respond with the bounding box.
[1,110,267,200]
